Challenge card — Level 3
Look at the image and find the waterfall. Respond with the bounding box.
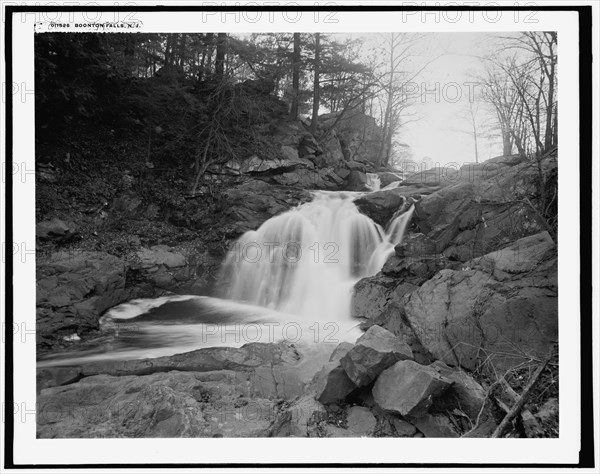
[221,191,413,322]
[366,173,381,191]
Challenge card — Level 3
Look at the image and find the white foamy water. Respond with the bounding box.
[221,191,413,322]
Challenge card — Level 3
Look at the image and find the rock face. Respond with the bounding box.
[36,251,129,349]
[373,360,452,417]
[403,232,557,372]
[37,342,308,438]
[351,151,558,377]
[223,179,311,234]
[340,325,413,386]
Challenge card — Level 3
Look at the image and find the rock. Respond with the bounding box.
[37,367,82,392]
[340,325,413,386]
[378,171,404,187]
[429,361,486,420]
[312,361,357,404]
[82,342,301,378]
[270,393,327,437]
[137,245,186,269]
[36,251,128,349]
[36,218,77,241]
[241,154,314,174]
[410,413,460,438]
[319,131,345,166]
[390,417,418,436]
[223,179,311,234]
[346,170,369,191]
[373,360,452,417]
[346,406,377,436]
[37,371,279,438]
[334,167,350,179]
[323,425,354,437]
[403,232,557,372]
[329,342,354,362]
[298,134,321,157]
[346,160,367,172]
[395,233,439,258]
[352,276,418,324]
[280,145,300,162]
[354,188,406,226]
[320,110,382,166]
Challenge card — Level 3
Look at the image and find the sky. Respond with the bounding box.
[341,32,506,166]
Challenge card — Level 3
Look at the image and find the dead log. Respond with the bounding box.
[491,352,553,438]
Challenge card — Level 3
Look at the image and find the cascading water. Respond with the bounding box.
[38,189,414,366]
[366,173,381,191]
[221,191,414,323]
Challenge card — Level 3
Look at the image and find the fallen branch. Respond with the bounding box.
[491,351,553,438]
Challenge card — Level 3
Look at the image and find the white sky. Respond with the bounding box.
[347,32,506,166]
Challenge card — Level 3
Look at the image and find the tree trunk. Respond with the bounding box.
[310,33,321,134]
[215,33,227,80]
[290,33,301,119]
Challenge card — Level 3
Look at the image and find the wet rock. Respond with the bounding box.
[82,342,301,377]
[373,360,452,417]
[340,325,413,387]
[354,188,405,226]
[378,171,404,188]
[346,406,377,436]
[312,361,357,405]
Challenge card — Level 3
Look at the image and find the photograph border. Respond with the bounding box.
[2,2,594,469]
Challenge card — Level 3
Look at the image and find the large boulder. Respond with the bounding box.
[378,171,404,188]
[403,232,557,373]
[354,188,406,226]
[346,170,369,191]
[429,361,487,420]
[373,360,453,417]
[312,361,357,405]
[340,325,413,386]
